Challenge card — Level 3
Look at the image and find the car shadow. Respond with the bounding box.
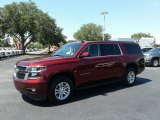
[22,77,152,107]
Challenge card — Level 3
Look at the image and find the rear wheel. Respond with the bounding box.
[122,68,136,86]
[48,76,74,104]
[151,59,159,67]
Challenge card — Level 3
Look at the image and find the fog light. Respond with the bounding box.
[31,88,36,92]
[26,88,36,92]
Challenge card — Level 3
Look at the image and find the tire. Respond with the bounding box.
[151,59,159,67]
[48,76,74,104]
[122,68,136,86]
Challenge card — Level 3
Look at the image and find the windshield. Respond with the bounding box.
[149,49,155,52]
[52,43,82,57]
[148,48,160,54]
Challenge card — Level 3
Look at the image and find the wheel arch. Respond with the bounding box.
[151,57,159,61]
[125,63,138,74]
[48,72,76,90]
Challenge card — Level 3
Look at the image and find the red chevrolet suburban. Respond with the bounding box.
[13,41,145,104]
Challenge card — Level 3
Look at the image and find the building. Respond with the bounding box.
[110,38,135,42]
[139,37,155,48]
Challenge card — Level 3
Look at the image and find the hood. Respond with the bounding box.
[144,53,150,56]
[16,55,75,66]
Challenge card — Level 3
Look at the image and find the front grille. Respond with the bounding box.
[16,72,25,79]
[15,66,28,80]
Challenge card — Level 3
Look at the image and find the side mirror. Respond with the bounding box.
[79,52,89,58]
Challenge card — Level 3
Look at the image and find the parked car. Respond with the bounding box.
[13,41,145,104]
[0,48,11,57]
[7,48,15,56]
[144,47,160,67]
[16,49,22,55]
[0,48,6,58]
[141,47,153,53]
[0,51,5,59]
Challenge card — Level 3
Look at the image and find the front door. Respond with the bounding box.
[76,44,102,84]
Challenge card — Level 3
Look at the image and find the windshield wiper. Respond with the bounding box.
[53,54,64,57]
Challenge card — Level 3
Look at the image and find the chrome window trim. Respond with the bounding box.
[116,44,123,55]
[78,43,123,59]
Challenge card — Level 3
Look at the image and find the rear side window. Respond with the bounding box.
[123,44,142,54]
[100,44,122,56]
[100,44,115,56]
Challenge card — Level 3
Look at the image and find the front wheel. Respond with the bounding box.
[48,76,74,104]
[151,59,159,67]
[122,68,136,86]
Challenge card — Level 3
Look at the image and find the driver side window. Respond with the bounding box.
[82,44,99,57]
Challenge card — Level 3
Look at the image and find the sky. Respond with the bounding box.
[0,0,160,43]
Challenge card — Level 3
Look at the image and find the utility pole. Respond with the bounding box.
[101,11,108,41]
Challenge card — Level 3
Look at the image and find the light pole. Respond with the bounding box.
[101,11,108,41]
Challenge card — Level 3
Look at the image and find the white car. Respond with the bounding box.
[0,51,5,58]
[5,48,12,57]
[17,49,22,55]
[7,48,15,56]
[11,48,18,55]
[0,48,10,57]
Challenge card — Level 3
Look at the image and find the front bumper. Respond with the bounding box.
[13,75,48,100]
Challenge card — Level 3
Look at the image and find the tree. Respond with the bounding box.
[73,23,111,41]
[0,39,10,47]
[131,32,153,43]
[104,33,111,41]
[0,1,66,54]
[37,12,66,52]
[0,32,10,47]
[0,2,41,53]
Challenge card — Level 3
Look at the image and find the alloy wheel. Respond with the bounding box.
[55,82,70,100]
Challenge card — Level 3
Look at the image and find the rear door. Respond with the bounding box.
[97,43,124,79]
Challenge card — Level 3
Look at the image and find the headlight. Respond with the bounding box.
[27,66,46,79]
[145,55,151,59]
[28,66,46,72]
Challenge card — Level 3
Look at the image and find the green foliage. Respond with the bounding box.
[73,23,111,41]
[27,43,44,49]
[104,33,111,41]
[38,15,66,52]
[67,40,77,43]
[0,39,10,47]
[131,32,153,43]
[0,1,66,54]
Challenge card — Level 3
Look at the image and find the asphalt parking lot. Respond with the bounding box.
[0,55,160,120]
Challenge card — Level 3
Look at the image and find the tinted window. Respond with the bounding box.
[100,44,115,56]
[123,44,142,54]
[82,44,99,57]
[142,48,153,53]
[142,48,147,53]
[114,44,121,55]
